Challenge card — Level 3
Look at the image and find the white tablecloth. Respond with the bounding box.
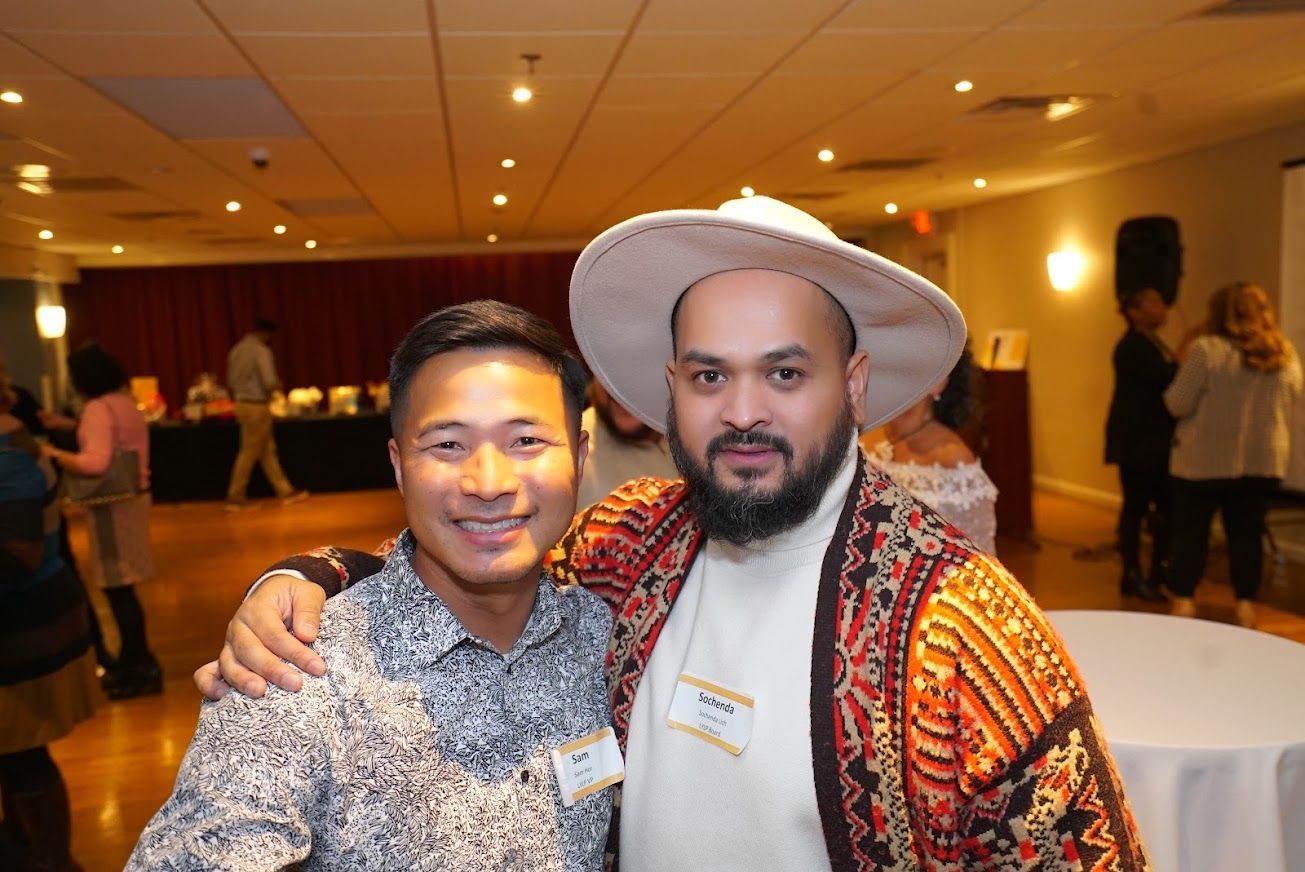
[1047,610,1305,872]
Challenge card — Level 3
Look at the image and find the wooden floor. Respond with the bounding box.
[45,488,1305,871]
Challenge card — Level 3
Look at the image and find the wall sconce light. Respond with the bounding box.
[36,304,66,338]
[1046,250,1085,292]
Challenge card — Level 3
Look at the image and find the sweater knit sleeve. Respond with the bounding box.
[65,399,114,476]
[906,559,1150,870]
[260,543,391,598]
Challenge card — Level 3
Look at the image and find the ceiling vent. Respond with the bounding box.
[1195,0,1305,16]
[775,190,844,202]
[203,237,263,245]
[279,198,372,217]
[111,210,203,222]
[836,157,937,172]
[967,95,1096,122]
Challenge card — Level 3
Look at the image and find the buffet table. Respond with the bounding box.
[149,413,394,502]
[1047,610,1305,872]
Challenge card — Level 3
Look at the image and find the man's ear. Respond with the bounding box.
[665,359,675,392]
[388,438,404,495]
[845,349,870,429]
[574,428,590,482]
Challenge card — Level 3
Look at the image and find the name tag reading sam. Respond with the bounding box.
[666,673,755,755]
[550,727,625,808]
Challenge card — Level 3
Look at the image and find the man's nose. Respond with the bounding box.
[719,378,774,432]
[460,445,520,501]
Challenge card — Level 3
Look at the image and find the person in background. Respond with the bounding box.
[224,318,308,511]
[0,354,111,670]
[42,346,161,699]
[577,379,679,509]
[1105,287,1176,603]
[864,344,998,554]
[1,384,98,872]
[1165,282,1303,628]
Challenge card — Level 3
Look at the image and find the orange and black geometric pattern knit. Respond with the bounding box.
[548,451,1151,871]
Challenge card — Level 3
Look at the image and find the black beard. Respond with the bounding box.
[666,401,855,546]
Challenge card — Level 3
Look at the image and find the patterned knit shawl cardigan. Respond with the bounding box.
[547,451,1149,871]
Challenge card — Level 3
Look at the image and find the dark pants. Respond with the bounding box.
[1168,476,1279,600]
[1116,464,1171,575]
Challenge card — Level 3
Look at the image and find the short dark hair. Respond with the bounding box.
[253,317,277,333]
[932,343,978,431]
[388,300,588,441]
[67,345,128,400]
[670,278,857,362]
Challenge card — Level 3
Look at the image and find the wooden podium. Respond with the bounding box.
[977,369,1034,539]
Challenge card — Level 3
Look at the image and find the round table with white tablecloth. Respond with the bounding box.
[1047,610,1305,872]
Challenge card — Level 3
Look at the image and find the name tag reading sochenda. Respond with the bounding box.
[550,727,625,807]
[666,672,755,755]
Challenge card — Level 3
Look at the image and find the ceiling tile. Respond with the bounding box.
[90,77,307,139]
[614,33,801,76]
[1006,0,1213,29]
[781,29,982,74]
[208,0,430,34]
[187,138,360,199]
[436,0,641,32]
[638,0,848,32]
[273,78,440,115]
[10,33,253,78]
[239,34,436,78]
[827,0,1034,30]
[0,0,216,33]
[439,33,623,77]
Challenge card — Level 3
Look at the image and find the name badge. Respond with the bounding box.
[550,726,625,808]
[666,672,755,755]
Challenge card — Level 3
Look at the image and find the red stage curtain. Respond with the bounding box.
[63,251,581,409]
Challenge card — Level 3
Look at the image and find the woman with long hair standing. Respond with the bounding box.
[42,346,161,698]
[1165,282,1303,627]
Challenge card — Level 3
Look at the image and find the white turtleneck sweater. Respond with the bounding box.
[619,439,856,871]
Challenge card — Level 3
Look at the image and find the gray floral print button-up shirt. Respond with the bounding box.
[129,531,615,871]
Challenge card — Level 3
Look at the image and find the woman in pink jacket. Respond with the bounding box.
[44,346,161,699]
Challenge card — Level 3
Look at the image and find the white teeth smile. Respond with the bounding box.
[456,517,527,533]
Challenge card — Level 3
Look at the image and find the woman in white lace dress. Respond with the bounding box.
[865,346,999,554]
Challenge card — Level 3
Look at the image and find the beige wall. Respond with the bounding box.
[867,120,1305,504]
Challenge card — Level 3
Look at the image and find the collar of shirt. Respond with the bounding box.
[373,530,568,675]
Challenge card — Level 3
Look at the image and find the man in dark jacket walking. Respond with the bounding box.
[1105,287,1177,602]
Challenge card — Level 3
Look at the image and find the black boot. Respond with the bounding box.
[1121,567,1167,602]
[103,654,163,701]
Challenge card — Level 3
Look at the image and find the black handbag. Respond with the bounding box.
[63,448,141,506]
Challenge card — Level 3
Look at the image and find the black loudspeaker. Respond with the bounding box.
[1115,216,1182,305]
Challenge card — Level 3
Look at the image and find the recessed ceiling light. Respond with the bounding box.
[954,80,974,93]
[487,233,499,243]
[884,202,899,215]
[304,239,317,249]
[492,193,508,207]
[0,91,22,105]
[38,229,53,240]
[512,86,533,104]
[225,200,241,212]
[111,244,124,254]
[500,158,516,169]
[817,148,835,163]
[740,186,755,198]
[973,177,988,189]
[273,224,287,235]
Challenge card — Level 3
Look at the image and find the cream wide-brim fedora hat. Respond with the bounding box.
[569,195,967,433]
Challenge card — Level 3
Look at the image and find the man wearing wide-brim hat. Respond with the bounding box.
[202,196,1150,869]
